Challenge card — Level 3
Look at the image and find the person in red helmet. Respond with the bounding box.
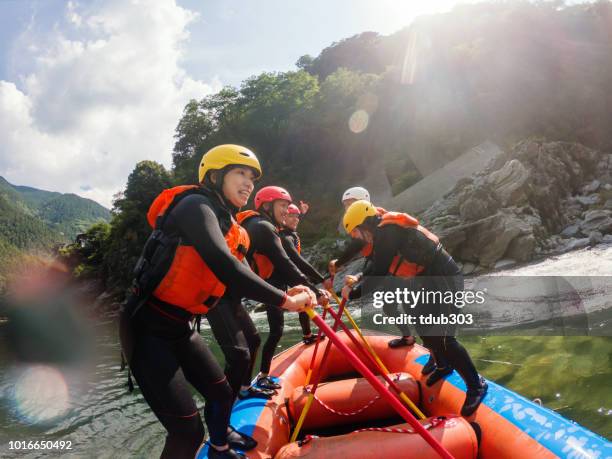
[237,187,330,392]
[280,203,327,345]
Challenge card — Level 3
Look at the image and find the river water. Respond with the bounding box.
[1,245,611,458]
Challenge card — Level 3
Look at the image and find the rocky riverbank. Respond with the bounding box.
[306,140,612,276]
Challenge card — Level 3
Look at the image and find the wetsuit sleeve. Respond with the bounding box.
[168,196,287,306]
[349,226,399,300]
[362,257,373,276]
[251,221,319,294]
[336,237,367,267]
[280,233,325,284]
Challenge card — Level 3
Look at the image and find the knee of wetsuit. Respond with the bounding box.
[208,376,233,401]
[267,328,284,343]
[441,335,458,351]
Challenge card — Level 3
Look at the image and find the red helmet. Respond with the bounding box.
[254,186,292,209]
[287,204,301,215]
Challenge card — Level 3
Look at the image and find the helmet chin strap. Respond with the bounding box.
[204,169,239,213]
[261,203,281,227]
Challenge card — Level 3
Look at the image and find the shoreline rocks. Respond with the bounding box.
[418,140,611,272]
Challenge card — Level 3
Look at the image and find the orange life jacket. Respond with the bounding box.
[295,235,301,255]
[236,210,275,280]
[148,186,250,314]
[359,207,387,257]
[378,211,440,278]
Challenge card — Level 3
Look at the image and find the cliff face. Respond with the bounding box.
[420,140,612,272]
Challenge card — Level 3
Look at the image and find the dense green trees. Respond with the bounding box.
[58,161,172,290]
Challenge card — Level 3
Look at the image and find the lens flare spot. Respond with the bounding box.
[13,365,69,423]
[348,109,369,133]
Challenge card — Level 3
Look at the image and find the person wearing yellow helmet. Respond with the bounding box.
[120,144,316,459]
[327,188,417,350]
[340,200,488,418]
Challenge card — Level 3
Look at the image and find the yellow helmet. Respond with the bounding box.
[198,144,262,183]
[343,200,377,233]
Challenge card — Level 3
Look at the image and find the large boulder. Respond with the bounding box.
[455,212,534,267]
[580,209,612,234]
[487,159,530,206]
[458,185,500,221]
[513,140,601,232]
[583,179,601,194]
[505,233,537,262]
[575,194,601,207]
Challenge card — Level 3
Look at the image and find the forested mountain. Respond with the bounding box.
[60,1,612,293]
[0,176,110,290]
[0,177,110,241]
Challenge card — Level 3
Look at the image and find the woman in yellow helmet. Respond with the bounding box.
[120,145,315,459]
[340,200,488,418]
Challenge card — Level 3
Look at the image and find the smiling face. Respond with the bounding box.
[272,200,290,225]
[221,166,256,208]
[285,214,300,231]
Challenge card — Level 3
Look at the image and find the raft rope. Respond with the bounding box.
[352,416,449,434]
[304,373,402,417]
[298,417,450,446]
[309,390,380,417]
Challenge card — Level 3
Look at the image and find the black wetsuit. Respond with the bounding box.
[280,229,325,337]
[349,221,481,391]
[241,213,319,374]
[122,188,286,458]
[205,289,261,399]
[335,237,368,268]
[337,236,411,337]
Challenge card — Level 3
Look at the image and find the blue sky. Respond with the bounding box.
[0,0,507,206]
[1,0,460,89]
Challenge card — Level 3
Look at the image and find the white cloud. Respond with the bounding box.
[0,0,218,208]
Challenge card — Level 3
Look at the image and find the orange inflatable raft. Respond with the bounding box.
[197,331,611,458]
